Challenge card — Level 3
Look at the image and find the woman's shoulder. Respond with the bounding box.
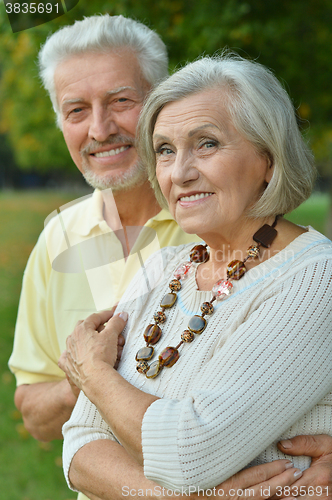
[286,226,332,263]
[266,226,332,272]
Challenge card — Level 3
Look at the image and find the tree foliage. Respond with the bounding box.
[0,0,332,178]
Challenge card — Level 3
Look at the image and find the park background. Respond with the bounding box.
[0,0,331,499]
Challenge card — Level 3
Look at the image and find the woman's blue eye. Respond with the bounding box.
[155,145,173,155]
[203,140,217,148]
[161,148,173,155]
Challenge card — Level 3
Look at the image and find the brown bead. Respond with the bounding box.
[159,347,180,367]
[169,279,181,291]
[181,330,195,343]
[146,360,162,378]
[136,360,149,374]
[253,224,277,248]
[153,311,166,324]
[189,245,209,263]
[227,260,246,280]
[201,302,214,315]
[247,245,261,259]
[143,324,162,345]
[160,292,177,308]
[135,346,154,361]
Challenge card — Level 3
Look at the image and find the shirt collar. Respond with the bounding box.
[72,189,174,236]
[71,189,105,236]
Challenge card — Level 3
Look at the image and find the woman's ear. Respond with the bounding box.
[265,153,274,184]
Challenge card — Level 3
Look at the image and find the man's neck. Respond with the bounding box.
[101,182,162,257]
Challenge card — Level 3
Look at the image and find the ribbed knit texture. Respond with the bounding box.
[63,228,332,491]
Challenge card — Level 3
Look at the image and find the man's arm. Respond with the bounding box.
[15,378,78,441]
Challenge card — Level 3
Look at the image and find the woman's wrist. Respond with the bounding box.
[81,361,117,404]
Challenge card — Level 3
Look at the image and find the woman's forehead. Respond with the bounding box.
[154,90,233,139]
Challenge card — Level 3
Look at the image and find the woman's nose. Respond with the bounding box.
[171,151,200,186]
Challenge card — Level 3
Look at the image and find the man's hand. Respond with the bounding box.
[14,378,79,441]
[58,310,126,392]
[269,435,332,500]
[195,460,302,500]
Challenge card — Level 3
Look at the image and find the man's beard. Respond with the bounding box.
[80,136,148,192]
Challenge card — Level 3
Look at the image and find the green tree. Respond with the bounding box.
[0,0,331,230]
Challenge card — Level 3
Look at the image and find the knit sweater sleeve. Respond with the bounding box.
[142,259,332,489]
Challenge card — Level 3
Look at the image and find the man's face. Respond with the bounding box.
[55,50,150,190]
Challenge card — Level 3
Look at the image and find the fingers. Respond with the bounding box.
[103,312,128,336]
[71,310,128,339]
[83,310,115,330]
[66,374,81,398]
[278,435,332,458]
[223,461,294,490]
[81,310,128,335]
[246,467,302,499]
[270,459,332,500]
[58,350,67,368]
[114,334,125,370]
[118,333,125,347]
[220,465,302,500]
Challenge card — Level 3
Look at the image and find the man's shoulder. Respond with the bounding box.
[31,192,96,268]
[43,192,95,235]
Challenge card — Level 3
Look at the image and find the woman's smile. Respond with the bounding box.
[154,89,272,241]
[177,191,214,205]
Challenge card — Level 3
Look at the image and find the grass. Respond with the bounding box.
[0,189,330,500]
[0,190,80,500]
[285,192,330,234]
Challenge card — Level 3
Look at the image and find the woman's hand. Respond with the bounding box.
[270,435,332,500]
[58,310,127,393]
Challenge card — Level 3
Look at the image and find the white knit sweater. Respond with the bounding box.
[63,228,332,491]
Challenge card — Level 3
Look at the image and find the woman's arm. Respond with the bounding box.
[59,310,158,464]
[139,261,332,488]
[60,260,332,489]
[68,438,301,500]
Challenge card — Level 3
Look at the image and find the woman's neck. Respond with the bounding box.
[195,217,307,291]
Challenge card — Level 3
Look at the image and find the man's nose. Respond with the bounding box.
[88,106,119,142]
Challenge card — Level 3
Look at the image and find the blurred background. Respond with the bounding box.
[0,0,331,498]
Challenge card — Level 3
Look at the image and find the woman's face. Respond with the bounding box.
[153,90,273,240]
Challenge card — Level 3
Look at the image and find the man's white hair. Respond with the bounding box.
[38,14,168,128]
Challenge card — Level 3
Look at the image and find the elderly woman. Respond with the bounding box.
[60,54,332,497]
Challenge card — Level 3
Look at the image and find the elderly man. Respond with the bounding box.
[9,14,332,500]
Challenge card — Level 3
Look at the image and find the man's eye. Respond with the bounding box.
[118,98,129,102]
[71,108,83,114]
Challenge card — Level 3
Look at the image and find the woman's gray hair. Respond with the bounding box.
[138,52,316,217]
[38,14,168,128]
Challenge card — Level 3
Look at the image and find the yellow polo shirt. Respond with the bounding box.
[9,189,199,385]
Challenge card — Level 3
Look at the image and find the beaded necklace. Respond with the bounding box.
[135,217,279,379]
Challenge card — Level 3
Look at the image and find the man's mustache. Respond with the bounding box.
[80,136,136,156]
